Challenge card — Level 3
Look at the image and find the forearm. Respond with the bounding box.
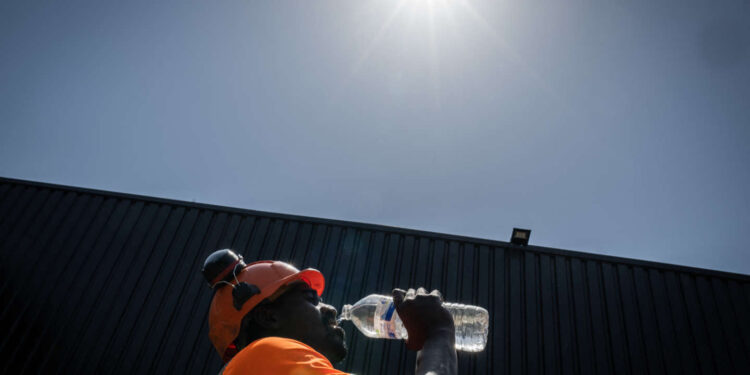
[414,331,457,375]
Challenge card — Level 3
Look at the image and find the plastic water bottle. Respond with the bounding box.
[338,294,489,352]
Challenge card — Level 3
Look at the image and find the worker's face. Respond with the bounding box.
[272,283,347,363]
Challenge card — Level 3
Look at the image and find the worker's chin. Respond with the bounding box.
[325,327,348,363]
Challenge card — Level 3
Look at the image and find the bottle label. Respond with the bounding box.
[373,300,398,339]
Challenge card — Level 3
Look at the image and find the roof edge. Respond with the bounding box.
[2,175,748,281]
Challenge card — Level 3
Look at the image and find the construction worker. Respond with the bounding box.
[202,249,457,375]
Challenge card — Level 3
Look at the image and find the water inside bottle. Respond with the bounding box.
[338,294,489,351]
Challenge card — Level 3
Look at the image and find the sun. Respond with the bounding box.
[348,0,494,106]
[347,0,556,109]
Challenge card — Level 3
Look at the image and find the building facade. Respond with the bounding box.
[0,177,748,374]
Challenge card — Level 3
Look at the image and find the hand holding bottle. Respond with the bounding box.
[393,288,458,375]
[392,288,454,351]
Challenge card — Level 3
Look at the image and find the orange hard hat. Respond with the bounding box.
[202,249,324,362]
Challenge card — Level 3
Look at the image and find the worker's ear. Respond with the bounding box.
[247,304,281,330]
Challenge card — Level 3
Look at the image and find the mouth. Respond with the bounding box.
[324,315,345,338]
[324,314,338,328]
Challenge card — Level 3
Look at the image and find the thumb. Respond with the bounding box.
[392,288,406,308]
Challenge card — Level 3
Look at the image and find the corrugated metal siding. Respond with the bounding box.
[0,177,748,375]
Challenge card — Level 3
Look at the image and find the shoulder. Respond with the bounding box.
[247,337,318,352]
[232,337,315,364]
[223,337,349,375]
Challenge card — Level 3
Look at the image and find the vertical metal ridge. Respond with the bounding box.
[711,278,750,373]
[63,199,146,372]
[0,186,39,247]
[528,252,542,375]
[587,260,612,374]
[92,203,174,374]
[0,191,73,374]
[27,196,117,374]
[696,276,735,374]
[603,262,631,375]
[264,219,291,261]
[571,258,594,375]
[623,265,649,375]
[1,189,63,278]
[0,183,12,203]
[269,219,289,260]
[20,191,78,276]
[146,210,212,371]
[326,226,350,309]
[82,202,162,374]
[0,185,26,231]
[508,248,523,375]
[520,249,528,375]
[289,221,313,265]
[7,193,99,374]
[325,225,346,308]
[657,270,686,374]
[725,280,750,361]
[646,269,682,375]
[596,261,616,375]
[0,190,70,349]
[133,208,212,375]
[232,215,258,257]
[424,238,435,291]
[0,188,53,273]
[92,204,167,371]
[166,210,221,375]
[307,223,330,269]
[111,205,192,374]
[504,248,511,375]
[551,256,564,375]
[566,258,581,375]
[339,229,362,315]
[632,266,665,375]
[678,273,716,374]
[664,271,702,375]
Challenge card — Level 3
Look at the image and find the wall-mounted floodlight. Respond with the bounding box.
[510,228,531,245]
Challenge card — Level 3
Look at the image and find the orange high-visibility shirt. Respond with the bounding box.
[223,337,350,375]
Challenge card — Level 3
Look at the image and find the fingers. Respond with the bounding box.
[406,288,416,299]
[392,287,450,352]
[394,287,444,302]
[430,289,443,302]
[392,288,406,307]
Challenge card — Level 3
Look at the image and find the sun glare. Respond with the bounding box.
[349,0,487,105]
[347,0,558,110]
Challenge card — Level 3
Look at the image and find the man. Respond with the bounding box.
[202,249,457,375]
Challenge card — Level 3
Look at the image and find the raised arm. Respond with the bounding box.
[392,288,457,375]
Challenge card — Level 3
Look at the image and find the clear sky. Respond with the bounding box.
[1,0,748,275]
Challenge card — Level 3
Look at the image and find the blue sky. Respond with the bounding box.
[1,0,749,275]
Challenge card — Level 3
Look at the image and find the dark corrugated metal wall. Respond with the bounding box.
[0,177,748,375]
